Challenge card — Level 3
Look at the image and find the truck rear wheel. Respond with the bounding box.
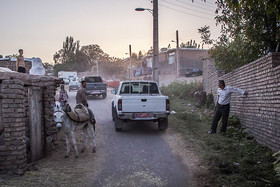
[115,117,123,132]
[102,93,107,99]
[158,118,168,130]
[112,106,116,121]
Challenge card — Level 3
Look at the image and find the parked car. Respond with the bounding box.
[111,81,170,131]
[63,78,70,84]
[82,76,107,99]
[185,68,202,77]
[69,81,80,92]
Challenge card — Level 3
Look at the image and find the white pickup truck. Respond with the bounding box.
[111,81,170,131]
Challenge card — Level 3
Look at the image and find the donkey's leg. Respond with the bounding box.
[64,133,70,158]
[89,123,97,153]
[81,126,89,153]
[70,131,79,158]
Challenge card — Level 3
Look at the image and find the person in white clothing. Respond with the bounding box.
[208,80,248,134]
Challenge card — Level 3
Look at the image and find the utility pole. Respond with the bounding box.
[176,30,179,77]
[129,44,132,80]
[153,0,159,82]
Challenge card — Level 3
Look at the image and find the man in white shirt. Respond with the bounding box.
[208,80,248,134]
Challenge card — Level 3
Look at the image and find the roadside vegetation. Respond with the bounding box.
[161,82,280,187]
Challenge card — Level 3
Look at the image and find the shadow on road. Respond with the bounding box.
[116,121,166,136]
[87,96,106,100]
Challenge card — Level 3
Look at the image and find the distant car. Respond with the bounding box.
[63,78,70,84]
[69,81,80,92]
[185,68,202,77]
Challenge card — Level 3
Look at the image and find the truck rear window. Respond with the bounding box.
[120,82,159,95]
[84,77,102,83]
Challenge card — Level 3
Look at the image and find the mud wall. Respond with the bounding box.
[203,53,280,152]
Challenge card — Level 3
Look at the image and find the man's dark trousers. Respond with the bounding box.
[210,103,230,133]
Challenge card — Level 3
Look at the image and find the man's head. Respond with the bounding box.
[81,80,87,88]
[18,49,23,55]
[218,80,225,89]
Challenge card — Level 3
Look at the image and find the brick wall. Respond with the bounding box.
[0,72,61,174]
[0,60,32,73]
[203,53,280,152]
[0,79,26,172]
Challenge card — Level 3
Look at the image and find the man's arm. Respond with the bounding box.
[228,86,248,96]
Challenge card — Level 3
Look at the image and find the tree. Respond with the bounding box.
[138,51,144,59]
[208,0,280,72]
[131,52,137,60]
[198,25,213,45]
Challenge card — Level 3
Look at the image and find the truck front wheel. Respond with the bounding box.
[158,118,168,130]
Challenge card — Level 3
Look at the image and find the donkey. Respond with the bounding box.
[53,102,96,158]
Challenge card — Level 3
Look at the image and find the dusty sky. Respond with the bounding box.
[0,0,219,64]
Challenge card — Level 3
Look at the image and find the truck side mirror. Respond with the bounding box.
[111,90,116,95]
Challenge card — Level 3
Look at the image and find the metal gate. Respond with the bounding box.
[28,87,43,162]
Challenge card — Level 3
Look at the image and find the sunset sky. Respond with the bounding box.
[0,0,219,64]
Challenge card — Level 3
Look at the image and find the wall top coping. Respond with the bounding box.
[0,72,62,84]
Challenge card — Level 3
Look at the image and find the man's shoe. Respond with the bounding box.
[208,130,216,134]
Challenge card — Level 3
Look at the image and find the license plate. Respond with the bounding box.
[135,113,153,118]
[92,90,100,93]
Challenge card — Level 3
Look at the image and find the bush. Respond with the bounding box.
[206,93,215,109]
[228,115,241,129]
[273,151,280,179]
[161,81,202,100]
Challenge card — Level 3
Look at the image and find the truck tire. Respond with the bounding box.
[102,93,107,99]
[112,105,116,121]
[115,117,123,132]
[158,118,168,130]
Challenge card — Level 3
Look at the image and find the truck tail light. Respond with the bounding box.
[118,99,122,111]
[166,99,170,111]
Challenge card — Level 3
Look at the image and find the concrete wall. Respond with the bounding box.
[146,48,209,76]
[178,49,209,76]
[0,72,61,174]
[203,53,280,152]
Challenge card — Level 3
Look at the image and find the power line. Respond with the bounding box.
[161,0,214,16]
[159,3,215,20]
[194,0,217,7]
[174,0,215,12]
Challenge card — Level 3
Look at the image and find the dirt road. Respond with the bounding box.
[2,83,200,187]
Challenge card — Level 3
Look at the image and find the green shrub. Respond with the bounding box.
[206,93,215,109]
[273,151,280,179]
[161,81,202,100]
[228,115,241,129]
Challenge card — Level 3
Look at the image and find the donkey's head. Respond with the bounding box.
[53,101,62,112]
[54,110,65,130]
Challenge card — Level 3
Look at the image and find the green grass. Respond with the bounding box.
[162,82,280,187]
